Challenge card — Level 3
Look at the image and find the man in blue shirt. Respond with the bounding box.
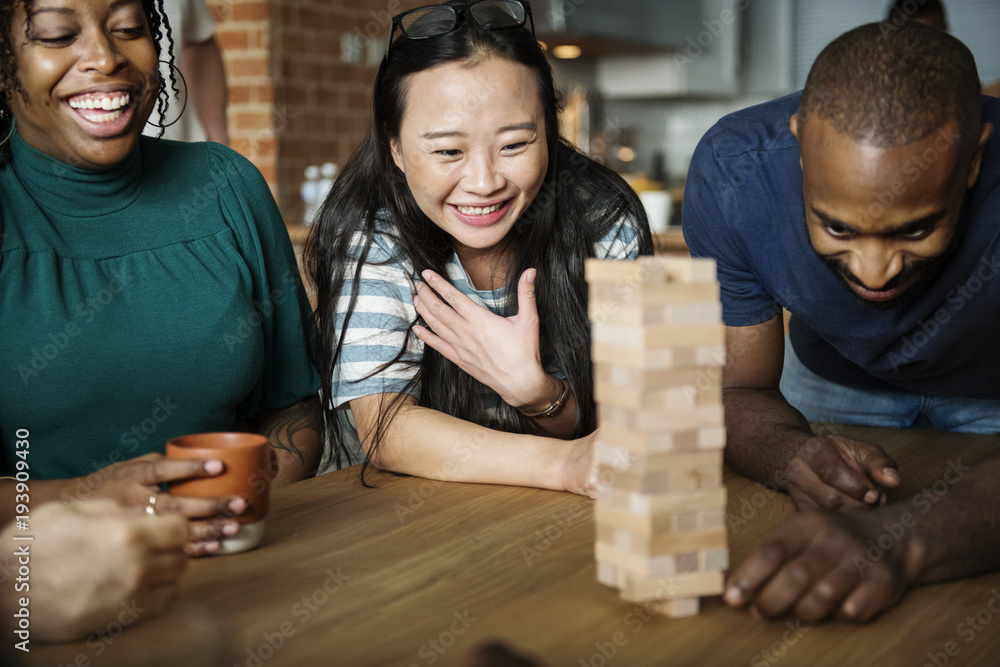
[684,21,999,622]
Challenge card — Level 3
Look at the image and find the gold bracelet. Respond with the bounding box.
[520,378,570,418]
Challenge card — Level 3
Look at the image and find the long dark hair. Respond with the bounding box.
[306,4,652,478]
[0,0,176,166]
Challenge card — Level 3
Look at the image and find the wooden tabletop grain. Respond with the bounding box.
[20,426,1000,667]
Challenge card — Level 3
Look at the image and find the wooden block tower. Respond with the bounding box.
[586,256,728,618]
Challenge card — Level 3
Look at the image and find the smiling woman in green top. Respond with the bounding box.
[0,0,321,555]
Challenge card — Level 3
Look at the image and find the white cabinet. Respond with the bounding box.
[595,0,792,98]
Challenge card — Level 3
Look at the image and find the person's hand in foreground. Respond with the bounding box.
[3,499,188,642]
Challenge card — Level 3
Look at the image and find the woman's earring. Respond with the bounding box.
[0,111,15,148]
[146,60,189,129]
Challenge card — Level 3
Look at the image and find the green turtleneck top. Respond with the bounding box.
[0,131,320,480]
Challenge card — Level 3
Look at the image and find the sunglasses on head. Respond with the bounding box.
[385,0,535,62]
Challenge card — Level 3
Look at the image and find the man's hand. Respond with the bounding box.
[724,508,923,623]
[784,434,900,512]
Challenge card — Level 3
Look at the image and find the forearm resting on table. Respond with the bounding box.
[722,386,814,488]
[351,393,575,490]
[909,450,1000,584]
[249,396,322,486]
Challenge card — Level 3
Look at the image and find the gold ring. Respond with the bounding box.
[145,494,159,516]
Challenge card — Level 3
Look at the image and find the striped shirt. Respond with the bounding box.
[319,215,640,472]
[331,216,640,408]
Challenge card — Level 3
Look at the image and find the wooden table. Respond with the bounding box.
[22,426,1000,667]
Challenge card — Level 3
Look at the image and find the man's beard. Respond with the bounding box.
[815,230,962,311]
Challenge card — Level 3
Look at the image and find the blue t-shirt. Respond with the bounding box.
[683,92,1000,399]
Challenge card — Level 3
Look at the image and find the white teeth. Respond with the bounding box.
[457,202,504,215]
[68,93,130,112]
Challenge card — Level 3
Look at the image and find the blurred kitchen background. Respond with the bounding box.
[204,0,1000,239]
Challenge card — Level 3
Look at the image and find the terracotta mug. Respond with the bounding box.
[166,432,274,555]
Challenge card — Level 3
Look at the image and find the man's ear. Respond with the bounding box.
[390,138,405,174]
[966,122,994,189]
[790,113,803,170]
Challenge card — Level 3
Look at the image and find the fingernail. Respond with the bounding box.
[527,268,536,283]
[883,467,900,481]
[202,540,220,553]
[864,489,879,504]
[724,587,742,605]
[421,270,432,281]
[228,497,247,514]
[204,460,223,475]
[223,522,241,536]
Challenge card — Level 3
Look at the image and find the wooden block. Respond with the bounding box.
[599,403,725,433]
[594,507,728,544]
[596,465,673,493]
[697,426,726,450]
[595,524,727,556]
[597,423,700,454]
[655,597,700,618]
[585,257,717,285]
[592,342,725,370]
[617,571,724,602]
[702,507,725,529]
[595,447,722,479]
[595,424,725,454]
[675,511,698,533]
[596,541,678,578]
[662,303,723,326]
[594,365,719,392]
[589,282,719,307]
[633,449,723,476]
[595,487,727,517]
[594,379,721,411]
[589,301,721,327]
[592,322,725,349]
[596,561,624,588]
[701,548,729,572]
[675,552,700,573]
[596,462,720,495]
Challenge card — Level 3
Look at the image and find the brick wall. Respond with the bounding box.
[208,0,425,227]
[210,0,276,192]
